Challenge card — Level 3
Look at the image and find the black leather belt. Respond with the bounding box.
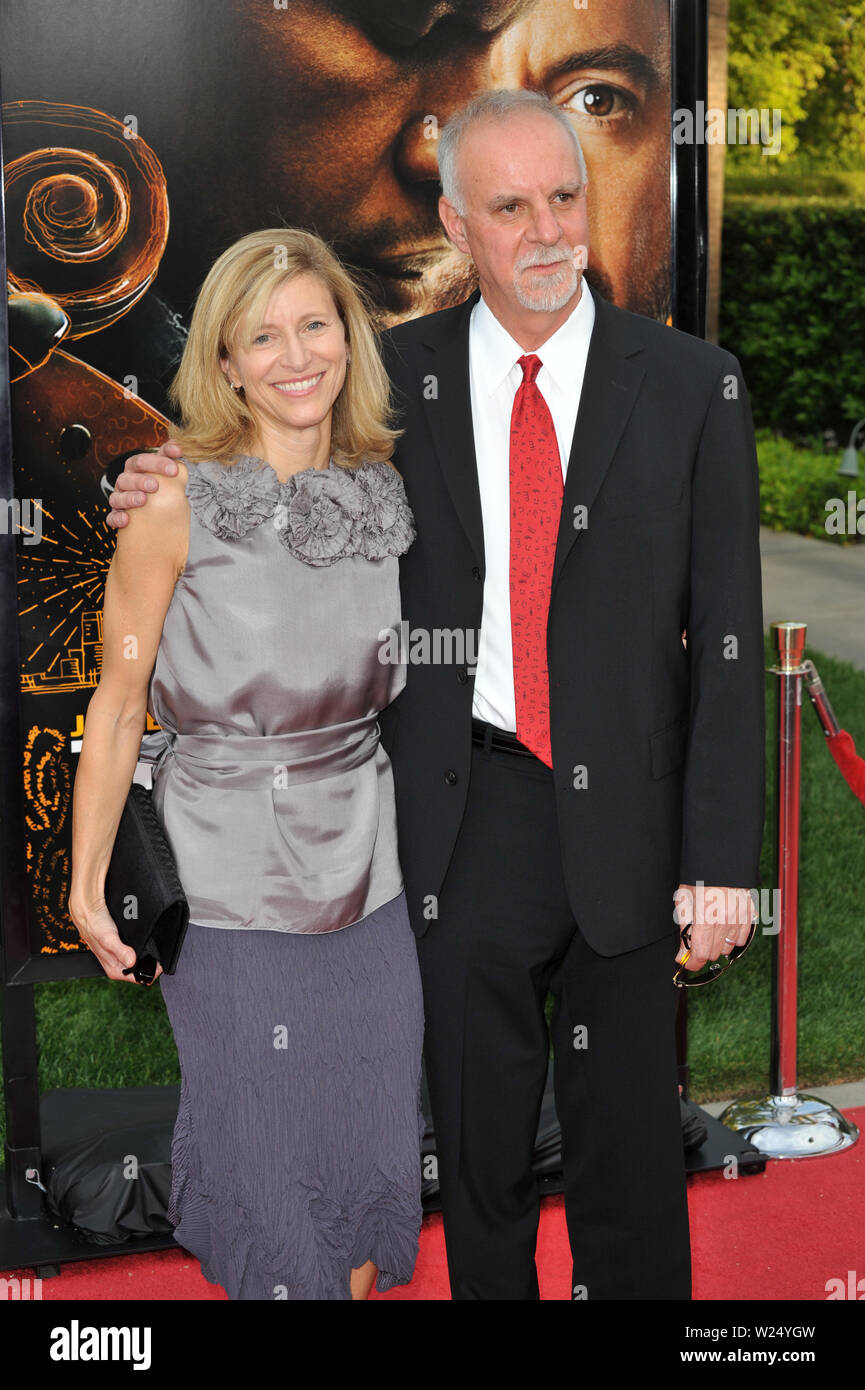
[471,718,537,758]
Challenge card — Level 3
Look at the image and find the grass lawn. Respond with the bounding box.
[1,639,863,1149]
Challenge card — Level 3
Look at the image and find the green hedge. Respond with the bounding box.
[724,169,865,202]
[720,201,865,436]
[757,430,865,542]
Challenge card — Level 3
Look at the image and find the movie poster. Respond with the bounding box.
[0,0,675,966]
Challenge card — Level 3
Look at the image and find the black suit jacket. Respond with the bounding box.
[378,287,765,956]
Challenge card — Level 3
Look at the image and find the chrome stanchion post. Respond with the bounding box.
[773,620,804,1102]
[721,622,858,1157]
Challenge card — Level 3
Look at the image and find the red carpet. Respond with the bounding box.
[8,1107,862,1301]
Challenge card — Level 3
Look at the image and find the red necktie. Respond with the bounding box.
[509,354,562,767]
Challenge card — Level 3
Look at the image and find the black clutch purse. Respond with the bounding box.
[103,782,189,985]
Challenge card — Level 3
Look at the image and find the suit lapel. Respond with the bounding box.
[418,291,485,567]
[551,291,647,591]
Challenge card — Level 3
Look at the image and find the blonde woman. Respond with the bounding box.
[69,229,425,1300]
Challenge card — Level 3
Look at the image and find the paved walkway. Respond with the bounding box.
[761,527,865,672]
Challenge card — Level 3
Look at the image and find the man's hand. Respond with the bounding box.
[106,439,183,528]
[673,883,755,971]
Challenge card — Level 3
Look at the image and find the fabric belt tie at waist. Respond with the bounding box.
[138,720,381,790]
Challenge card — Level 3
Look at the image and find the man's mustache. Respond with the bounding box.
[515,244,579,271]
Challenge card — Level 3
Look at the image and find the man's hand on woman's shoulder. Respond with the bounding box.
[106,439,184,528]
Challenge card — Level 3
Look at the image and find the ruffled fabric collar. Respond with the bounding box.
[184,454,415,566]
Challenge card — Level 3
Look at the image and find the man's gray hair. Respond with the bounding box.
[437,89,588,215]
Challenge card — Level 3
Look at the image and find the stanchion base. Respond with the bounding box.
[719,1093,859,1159]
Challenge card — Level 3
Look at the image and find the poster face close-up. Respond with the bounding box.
[0,0,676,968]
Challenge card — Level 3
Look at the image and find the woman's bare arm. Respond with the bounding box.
[68,462,190,981]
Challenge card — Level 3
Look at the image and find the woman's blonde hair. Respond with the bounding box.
[166,228,400,466]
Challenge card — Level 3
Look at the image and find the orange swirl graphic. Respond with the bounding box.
[3,100,169,338]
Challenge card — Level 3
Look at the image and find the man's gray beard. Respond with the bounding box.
[513,262,579,313]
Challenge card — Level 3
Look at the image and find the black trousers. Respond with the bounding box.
[415,739,691,1300]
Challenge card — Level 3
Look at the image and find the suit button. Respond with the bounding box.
[444,769,458,785]
[471,566,482,582]
[457,668,468,684]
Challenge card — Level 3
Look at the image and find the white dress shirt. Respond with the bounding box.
[469,279,596,731]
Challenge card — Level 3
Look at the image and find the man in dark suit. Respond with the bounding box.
[376,89,763,1300]
[106,89,764,1301]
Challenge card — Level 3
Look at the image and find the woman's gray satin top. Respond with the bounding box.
[141,453,415,934]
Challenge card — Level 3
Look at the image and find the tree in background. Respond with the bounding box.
[727,0,865,169]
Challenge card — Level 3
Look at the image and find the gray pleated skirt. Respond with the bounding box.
[158,890,425,1300]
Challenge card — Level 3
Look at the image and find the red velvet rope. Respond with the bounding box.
[826,729,865,806]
